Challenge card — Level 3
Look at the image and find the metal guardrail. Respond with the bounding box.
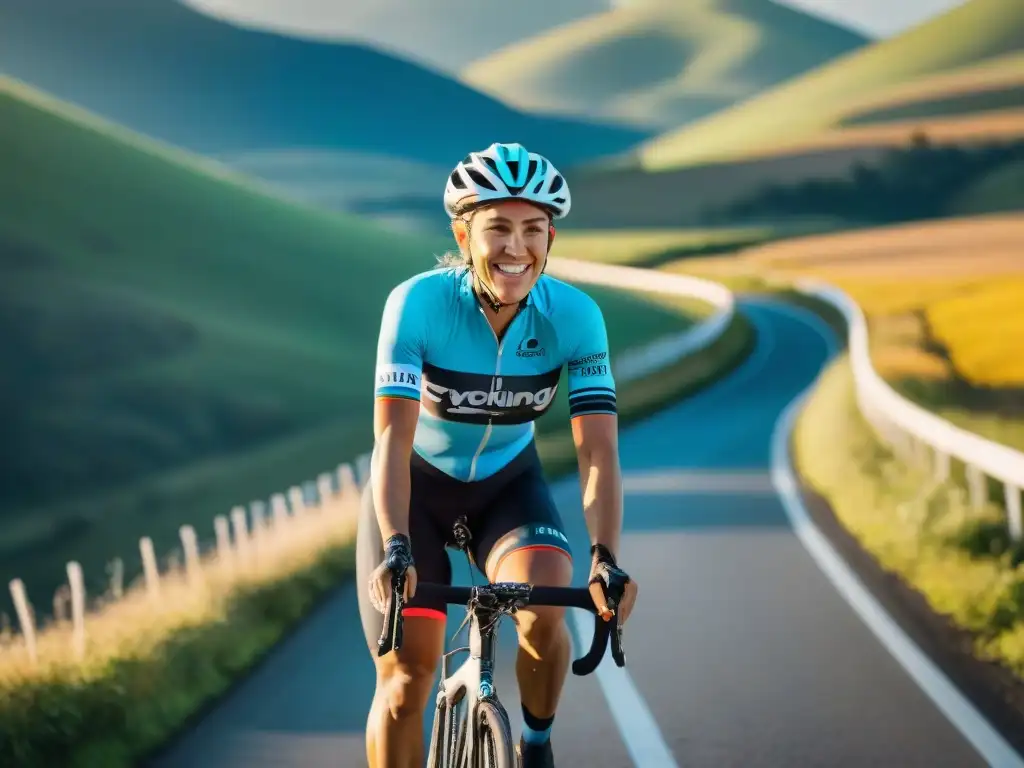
[796,279,1024,541]
[545,257,736,383]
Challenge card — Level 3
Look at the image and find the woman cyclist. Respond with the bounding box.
[357,141,639,768]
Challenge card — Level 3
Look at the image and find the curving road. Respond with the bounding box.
[149,299,1020,768]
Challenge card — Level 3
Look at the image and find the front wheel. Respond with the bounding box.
[475,699,515,768]
[427,694,462,768]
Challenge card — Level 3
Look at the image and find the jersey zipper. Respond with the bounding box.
[467,303,522,482]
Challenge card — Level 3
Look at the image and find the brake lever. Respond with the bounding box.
[376,571,406,657]
[610,613,626,667]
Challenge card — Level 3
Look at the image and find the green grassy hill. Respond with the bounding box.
[460,0,866,131]
[633,0,1024,169]
[0,77,698,610]
[0,0,649,234]
[833,50,1024,128]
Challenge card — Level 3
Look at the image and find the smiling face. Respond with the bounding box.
[454,200,555,307]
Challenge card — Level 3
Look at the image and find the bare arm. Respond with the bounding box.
[371,396,420,540]
[571,412,623,558]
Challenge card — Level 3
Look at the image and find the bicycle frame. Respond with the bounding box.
[374,520,626,767]
[428,593,509,768]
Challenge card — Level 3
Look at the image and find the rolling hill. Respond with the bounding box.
[180,0,607,73]
[0,0,648,231]
[0,76,697,612]
[459,0,868,131]
[632,0,1024,169]
[833,50,1024,128]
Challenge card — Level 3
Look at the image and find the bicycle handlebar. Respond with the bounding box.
[376,577,626,676]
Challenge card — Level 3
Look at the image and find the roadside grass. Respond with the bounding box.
[793,355,1024,682]
[0,491,360,768]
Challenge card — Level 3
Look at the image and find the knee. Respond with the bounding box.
[380,661,436,721]
[516,605,569,658]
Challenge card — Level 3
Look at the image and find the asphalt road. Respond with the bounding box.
[150,298,1009,767]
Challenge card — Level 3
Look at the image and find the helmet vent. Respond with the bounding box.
[481,156,500,175]
[466,168,496,191]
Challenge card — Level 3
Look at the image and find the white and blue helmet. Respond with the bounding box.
[444,142,571,220]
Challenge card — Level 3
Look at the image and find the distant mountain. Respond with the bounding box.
[460,0,868,130]
[0,0,648,228]
[633,0,1024,169]
[181,0,607,73]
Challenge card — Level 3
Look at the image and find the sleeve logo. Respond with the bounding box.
[376,363,422,391]
[568,351,607,370]
[578,364,608,378]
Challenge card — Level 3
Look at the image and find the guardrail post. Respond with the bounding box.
[288,486,306,517]
[271,492,290,530]
[140,536,161,601]
[66,561,86,661]
[8,578,37,666]
[1005,485,1022,542]
[230,505,249,565]
[179,525,202,585]
[316,472,334,505]
[966,465,987,511]
[214,514,233,570]
[250,500,267,562]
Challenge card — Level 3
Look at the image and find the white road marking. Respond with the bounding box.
[569,609,680,767]
[767,303,1024,768]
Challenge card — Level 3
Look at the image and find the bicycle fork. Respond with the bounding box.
[435,603,502,767]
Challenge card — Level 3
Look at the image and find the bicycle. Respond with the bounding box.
[376,520,627,768]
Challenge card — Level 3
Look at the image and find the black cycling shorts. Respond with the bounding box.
[355,440,572,651]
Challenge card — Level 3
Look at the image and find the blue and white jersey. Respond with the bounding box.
[374,265,617,481]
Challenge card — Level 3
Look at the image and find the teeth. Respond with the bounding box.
[495,263,528,275]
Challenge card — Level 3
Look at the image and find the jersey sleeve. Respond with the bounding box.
[374,278,428,402]
[565,294,617,418]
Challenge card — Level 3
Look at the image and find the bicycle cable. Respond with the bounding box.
[450,515,478,646]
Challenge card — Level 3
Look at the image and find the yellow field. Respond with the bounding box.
[688,214,1024,387]
[664,213,1024,449]
[833,51,1024,122]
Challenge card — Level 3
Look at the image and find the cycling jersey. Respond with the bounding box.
[373,265,617,482]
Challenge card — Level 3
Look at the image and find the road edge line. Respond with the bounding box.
[569,609,680,768]
[767,302,1024,768]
